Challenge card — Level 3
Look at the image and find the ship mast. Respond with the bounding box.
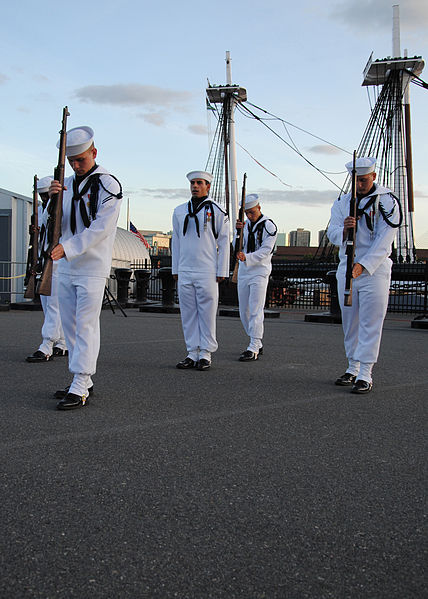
[206,52,247,233]
[361,4,424,262]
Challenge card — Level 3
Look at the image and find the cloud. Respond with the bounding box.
[187,124,208,136]
[32,74,49,82]
[308,145,343,155]
[125,188,189,202]
[125,187,337,208]
[74,84,192,108]
[257,188,337,207]
[0,73,9,84]
[329,0,428,32]
[414,187,428,199]
[138,112,166,127]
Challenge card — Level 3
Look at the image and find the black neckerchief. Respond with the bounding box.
[247,214,264,253]
[70,164,98,234]
[356,184,402,231]
[356,184,378,231]
[183,195,215,238]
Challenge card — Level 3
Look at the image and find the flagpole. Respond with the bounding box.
[127,197,130,231]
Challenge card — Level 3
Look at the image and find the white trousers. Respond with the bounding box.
[238,272,269,351]
[58,274,106,393]
[337,262,391,368]
[178,271,219,359]
[39,269,66,355]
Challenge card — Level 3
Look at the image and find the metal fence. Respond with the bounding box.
[2,259,427,315]
[0,261,26,303]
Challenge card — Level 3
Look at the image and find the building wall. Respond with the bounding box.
[289,228,311,247]
[0,188,32,302]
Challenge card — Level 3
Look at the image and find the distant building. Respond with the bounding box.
[139,229,171,255]
[276,232,287,248]
[0,187,32,302]
[289,228,310,247]
[318,229,331,248]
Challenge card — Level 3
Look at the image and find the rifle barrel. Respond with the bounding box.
[343,150,357,307]
[37,106,69,296]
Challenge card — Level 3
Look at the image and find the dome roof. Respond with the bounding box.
[112,227,151,269]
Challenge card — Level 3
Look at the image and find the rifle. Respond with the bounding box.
[24,175,39,299]
[231,173,247,284]
[37,106,70,296]
[344,150,357,307]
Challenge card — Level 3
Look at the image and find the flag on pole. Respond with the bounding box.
[130,221,150,249]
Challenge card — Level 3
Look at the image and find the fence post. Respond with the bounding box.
[134,269,151,303]
[114,268,132,304]
[158,267,176,306]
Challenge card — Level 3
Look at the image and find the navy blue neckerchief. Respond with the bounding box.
[183,196,219,239]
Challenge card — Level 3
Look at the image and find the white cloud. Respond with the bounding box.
[125,188,188,202]
[257,188,337,207]
[138,112,166,127]
[187,124,208,136]
[330,0,428,32]
[308,145,343,155]
[0,73,9,84]
[125,187,338,208]
[74,84,192,108]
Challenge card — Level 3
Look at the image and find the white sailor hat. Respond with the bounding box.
[57,126,94,157]
[186,170,213,183]
[37,176,53,193]
[243,194,259,210]
[345,157,376,176]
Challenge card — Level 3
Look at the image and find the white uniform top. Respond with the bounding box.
[237,215,277,277]
[172,199,230,277]
[327,184,400,276]
[58,165,122,278]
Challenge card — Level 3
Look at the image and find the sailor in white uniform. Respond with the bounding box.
[172,170,230,371]
[235,194,277,361]
[327,157,401,394]
[26,176,68,362]
[49,126,122,409]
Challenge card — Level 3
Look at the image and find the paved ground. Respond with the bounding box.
[0,307,426,598]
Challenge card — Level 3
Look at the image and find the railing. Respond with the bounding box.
[1,259,427,315]
[265,261,428,313]
[0,261,26,303]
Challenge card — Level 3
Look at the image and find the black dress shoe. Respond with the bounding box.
[239,350,258,362]
[52,347,68,357]
[351,380,373,394]
[176,357,196,369]
[25,350,53,363]
[197,359,211,371]
[54,385,94,399]
[56,393,88,410]
[258,347,263,355]
[335,372,357,386]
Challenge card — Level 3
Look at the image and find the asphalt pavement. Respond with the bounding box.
[0,307,426,598]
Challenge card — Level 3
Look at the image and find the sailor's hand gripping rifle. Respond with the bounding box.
[37,106,69,296]
[231,173,247,284]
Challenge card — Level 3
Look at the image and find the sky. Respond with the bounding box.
[1,0,427,246]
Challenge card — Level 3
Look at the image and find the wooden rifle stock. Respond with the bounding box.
[24,175,39,299]
[231,173,247,284]
[344,150,357,307]
[37,106,69,296]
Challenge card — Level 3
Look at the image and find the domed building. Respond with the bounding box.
[111,227,151,270]
[108,227,152,298]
